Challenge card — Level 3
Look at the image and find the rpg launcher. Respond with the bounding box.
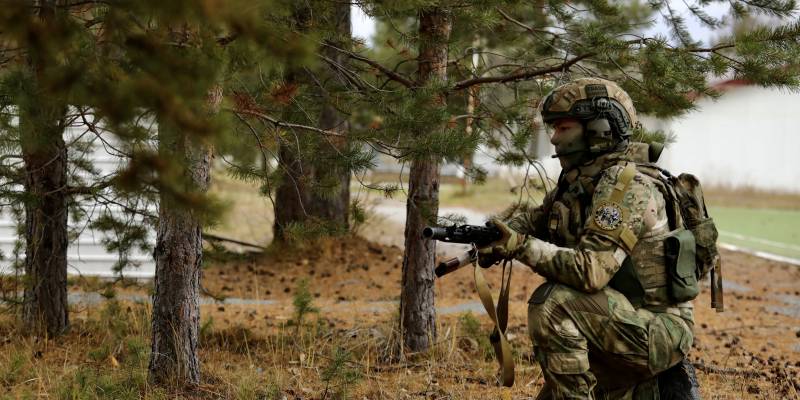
[422,223,502,277]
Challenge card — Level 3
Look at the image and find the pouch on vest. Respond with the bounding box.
[674,173,719,280]
[689,217,718,280]
[664,229,699,302]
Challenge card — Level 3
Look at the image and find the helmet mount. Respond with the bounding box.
[539,78,638,160]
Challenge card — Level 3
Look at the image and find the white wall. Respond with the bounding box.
[0,119,156,278]
[643,86,800,193]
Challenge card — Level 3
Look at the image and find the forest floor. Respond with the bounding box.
[1,178,799,399]
[1,235,799,399]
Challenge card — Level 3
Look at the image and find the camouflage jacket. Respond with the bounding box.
[508,144,684,311]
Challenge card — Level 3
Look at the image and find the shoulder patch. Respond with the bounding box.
[593,202,623,230]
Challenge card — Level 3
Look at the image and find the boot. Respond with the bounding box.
[657,358,701,400]
[535,383,553,400]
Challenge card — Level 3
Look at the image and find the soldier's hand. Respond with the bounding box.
[476,219,526,265]
[477,246,504,268]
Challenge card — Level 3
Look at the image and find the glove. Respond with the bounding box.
[477,219,526,267]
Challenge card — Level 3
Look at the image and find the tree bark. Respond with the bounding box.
[399,7,452,352]
[20,0,69,337]
[273,144,312,239]
[147,86,219,387]
[20,108,69,337]
[273,3,351,240]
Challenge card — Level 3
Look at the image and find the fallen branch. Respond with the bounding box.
[203,232,266,250]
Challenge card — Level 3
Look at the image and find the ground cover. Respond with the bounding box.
[2,234,799,399]
[3,173,797,398]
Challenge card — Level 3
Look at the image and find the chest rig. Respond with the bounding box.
[546,174,596,247]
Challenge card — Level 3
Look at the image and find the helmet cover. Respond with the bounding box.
[539,77,638,137]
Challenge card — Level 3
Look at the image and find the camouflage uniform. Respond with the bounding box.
[499,83,696,399]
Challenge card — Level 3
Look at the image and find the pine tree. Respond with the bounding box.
[91,3,313,387]
[19,2,70,337]
[272,1,354,241]
[399,6,452,353]
[145,20,220,383]
[2,0,316,385]
[0,0,90,337]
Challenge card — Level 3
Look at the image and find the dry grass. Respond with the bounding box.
[2,236,799,399]
[0,294,545,399]
[703,186,800,210]
[2,171,799,399]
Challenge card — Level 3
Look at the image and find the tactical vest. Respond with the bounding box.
[547,162,696,314]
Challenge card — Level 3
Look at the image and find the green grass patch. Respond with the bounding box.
[709,206,800,259]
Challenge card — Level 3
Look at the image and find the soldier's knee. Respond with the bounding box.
[543,351,591,375]
[528,282,577,310]
[527,283,582,345]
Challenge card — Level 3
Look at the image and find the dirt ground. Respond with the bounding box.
[193,234,800,399]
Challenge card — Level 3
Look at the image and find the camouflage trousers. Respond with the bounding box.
[527,282,693,400]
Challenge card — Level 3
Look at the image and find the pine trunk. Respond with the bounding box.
[399,7,452,352]
[147,87,219,387]
[273,144,312,239]
[307,2,351,230]
[273,3,350,240]
[20,0,69,337]
[20,112,69,337]
[148,134,209,386]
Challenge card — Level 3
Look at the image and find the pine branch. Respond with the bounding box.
[316,53,372,92]
[321,43,416,89]
[682,44,737,53]
[228,108,347,138]
[65,179,114,195]
[451,53,595,90]
[496,8,554,36]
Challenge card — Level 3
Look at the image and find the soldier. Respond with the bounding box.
[478,78,699,399]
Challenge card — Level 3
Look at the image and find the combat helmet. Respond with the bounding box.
[540,78,638,154]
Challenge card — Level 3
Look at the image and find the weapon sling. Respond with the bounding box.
[473,257,515,387]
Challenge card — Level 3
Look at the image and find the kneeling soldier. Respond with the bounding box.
[479,78,698,399]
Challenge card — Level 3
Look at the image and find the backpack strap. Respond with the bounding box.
[634,163,683,231]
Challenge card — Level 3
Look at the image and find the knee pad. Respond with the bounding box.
[544,351,591,375]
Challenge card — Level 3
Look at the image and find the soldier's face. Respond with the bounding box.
[550,119,586,168]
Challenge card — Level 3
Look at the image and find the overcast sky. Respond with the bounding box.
[350,2,734,47]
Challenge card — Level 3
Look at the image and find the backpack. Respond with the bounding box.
[637,163,723,311]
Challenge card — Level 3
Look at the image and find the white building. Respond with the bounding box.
[0,120,155,278]
[643,80,800,193]
[493,80,800,194]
